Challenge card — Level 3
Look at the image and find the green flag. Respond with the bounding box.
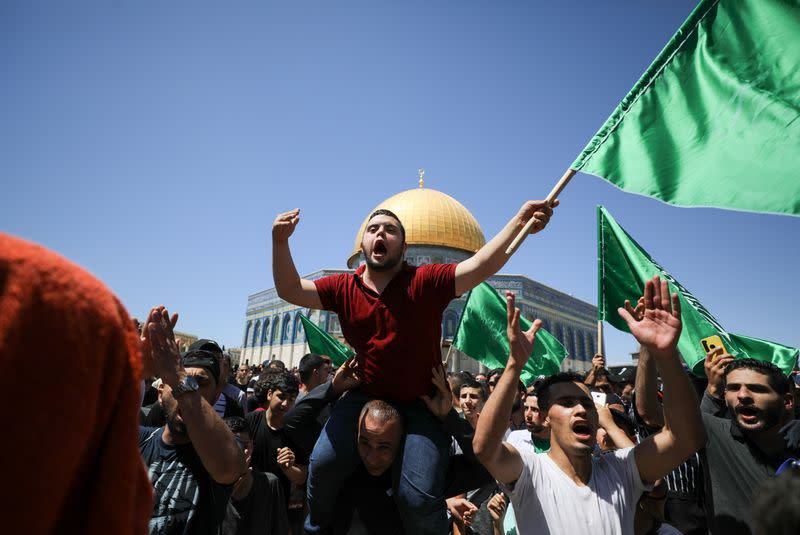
[299,314,354,366]
[598,205,798,375]
[452,282,568,386]
[573,0,800,216]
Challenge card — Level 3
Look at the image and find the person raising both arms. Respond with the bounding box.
[474,277,706,535]
[272,198,557,535]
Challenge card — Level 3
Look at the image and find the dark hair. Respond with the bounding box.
[458,378,488,401]
[268,359,286,371]
[487,368,504,386]
[537,372,585,413]
[359,399,403,429]
[367,209,406,242]
[724,359,790,396]
[223,416,248,434]
[254,369,300,404]
[447,371,473,394]
[298,353,328,383]
[609,408,636,438]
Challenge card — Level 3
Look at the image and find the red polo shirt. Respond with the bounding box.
[314,262,457,402]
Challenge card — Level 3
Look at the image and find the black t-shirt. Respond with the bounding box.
[223,471,290,535]
[701,409,797,535]
[139,426,233,535]
[245,411,308,506]
[334,465,402,535]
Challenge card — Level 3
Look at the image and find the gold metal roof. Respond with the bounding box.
[348,185,486,264]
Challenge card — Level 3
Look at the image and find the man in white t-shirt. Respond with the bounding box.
[506,391,550,455]
[474,276,706,535]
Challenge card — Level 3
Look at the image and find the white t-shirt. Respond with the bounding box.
[506,429,534,452]
[505,447,648,535]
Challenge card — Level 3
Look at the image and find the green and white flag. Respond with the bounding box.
[573,0,800,216]
[598,205,798,375]
[299,314,354,367]
[452,282,567,386]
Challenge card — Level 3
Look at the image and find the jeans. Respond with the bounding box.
[304,390,451,534]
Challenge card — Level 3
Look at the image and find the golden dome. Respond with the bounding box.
[348,184,486,265]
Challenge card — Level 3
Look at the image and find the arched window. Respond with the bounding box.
[442,310,459,340]
[564,326,574,357]
[552,323,562,345]
[252,320,262,348]
[282,313,292,343]
[271,316,280,344]
[582,331,591,360]
[329,313,342,334]
[261,318,270,346]
[243,321,252,347]
[294,313,305,343]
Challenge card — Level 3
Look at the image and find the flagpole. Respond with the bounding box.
[505,168,576,255]
[597,320,604,357]
[443,344,454,369]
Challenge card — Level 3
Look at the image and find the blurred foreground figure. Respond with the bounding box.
[0,233,151,534]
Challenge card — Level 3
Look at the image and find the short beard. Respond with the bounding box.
[362,246,403,272]
[528,424,545,436]
[734,403,783,433]
[164,405,188,439]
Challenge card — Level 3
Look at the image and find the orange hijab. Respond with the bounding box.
[0,233,151,534]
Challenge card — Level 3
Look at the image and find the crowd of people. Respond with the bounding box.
[2,198,799,535]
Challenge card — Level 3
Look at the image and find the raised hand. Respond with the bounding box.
[421,365,452,421]
[506,291,542,370]
[618,276,681,355]
[139,309,178,378]
[596,402,615,431]
[272,209,301,242]
[623,297,646,322]
[517,199,559,234]
[704,347,734,399]
[331,357,361,396]
[591,353,606,372]
[146,305,183,386]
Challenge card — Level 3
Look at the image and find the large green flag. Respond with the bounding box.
[598,205,798,375]
[299,314,354,366]
[452,282,567,386]
[573,0,800,216]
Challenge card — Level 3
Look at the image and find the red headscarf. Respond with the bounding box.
[0,233,151,534]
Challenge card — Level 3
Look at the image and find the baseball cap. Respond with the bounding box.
[181,339,223,384]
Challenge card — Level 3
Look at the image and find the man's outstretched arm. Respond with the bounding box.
[455,200,557,296]
[272,208,323,309]
[623,277,706,484]
[474,291,541,484]
[146,306,246,485]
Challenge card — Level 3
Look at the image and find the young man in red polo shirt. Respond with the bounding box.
[272,200,556,534]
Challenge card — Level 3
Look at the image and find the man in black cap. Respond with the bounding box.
[139,309,246,535]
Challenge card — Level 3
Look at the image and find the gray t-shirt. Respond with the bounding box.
[505,447,649,535]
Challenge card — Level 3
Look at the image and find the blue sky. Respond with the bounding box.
[2,1,797,365]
